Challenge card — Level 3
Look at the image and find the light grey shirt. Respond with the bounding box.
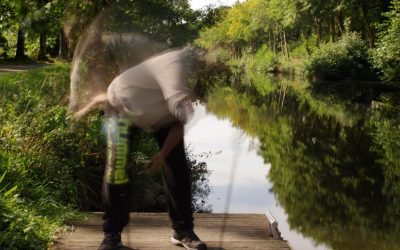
[107,48,194,130]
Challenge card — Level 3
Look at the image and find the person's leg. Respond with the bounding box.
[154,125,194,231]
[102,114,135,233]
[154,125,207,249]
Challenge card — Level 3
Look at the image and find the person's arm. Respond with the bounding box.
[144,121,184,174]
[159,121,184,159]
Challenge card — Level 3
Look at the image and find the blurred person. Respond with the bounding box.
[73,47,207,250]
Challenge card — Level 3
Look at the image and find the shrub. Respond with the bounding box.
[204,47,231,63]
[371,0,400,82]
[305,33,376,81]
[290,34,318,58]
[0,65,87,249]
[0,174,83,250]
[250,45,279,73]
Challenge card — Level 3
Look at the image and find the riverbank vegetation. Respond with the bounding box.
[0,65,90,249]
[196,0,400,83]
[204,74,400,250]
[1,0,398,82]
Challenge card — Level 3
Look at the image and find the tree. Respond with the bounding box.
[29,0,65,60]
[371,0,400,81]
[9,0,37,60]
[0,1,13,57]
[205,79,400,250]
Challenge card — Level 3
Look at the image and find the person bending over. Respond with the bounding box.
[74,47,207,250]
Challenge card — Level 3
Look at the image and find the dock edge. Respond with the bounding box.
[265,210,283,240]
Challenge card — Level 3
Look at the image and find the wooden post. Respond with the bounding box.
[265,210,282,240]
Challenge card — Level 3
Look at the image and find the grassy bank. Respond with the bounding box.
[0,64,100,249]
[0,63,212,248]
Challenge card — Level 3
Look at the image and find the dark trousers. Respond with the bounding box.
[102,116,193,232]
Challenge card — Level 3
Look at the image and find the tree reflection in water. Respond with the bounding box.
[205,74,400,250]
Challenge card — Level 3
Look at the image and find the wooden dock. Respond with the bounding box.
[54,213,291,250]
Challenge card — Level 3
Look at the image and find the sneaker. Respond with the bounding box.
[98,232,123,250]
[171,229,208,250]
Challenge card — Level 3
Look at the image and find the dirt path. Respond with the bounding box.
[0,63,50,73]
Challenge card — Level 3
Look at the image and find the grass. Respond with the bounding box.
[0,64,93,249]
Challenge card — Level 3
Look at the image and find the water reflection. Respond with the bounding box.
[186,105,270,211]
[190,73,400,250]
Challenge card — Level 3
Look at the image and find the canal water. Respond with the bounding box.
[185,74,400,250]
[185,104,328,250]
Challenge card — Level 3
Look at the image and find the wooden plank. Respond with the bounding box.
[54,213,291,250]
[55,242,290,250]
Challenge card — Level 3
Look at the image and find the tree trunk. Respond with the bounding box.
[330,15,335,42]
[38,31,47,60]
[272,27,276,54]
[315,17,322,46]
[15,26,26,60]
[360,0,374,48]
[334,12,345,36]
[279,26,284,56]
[282,29,290,61]
[268,28,273,51]
[59,28,70,58]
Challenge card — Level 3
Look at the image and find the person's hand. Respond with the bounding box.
[144,153,165,175]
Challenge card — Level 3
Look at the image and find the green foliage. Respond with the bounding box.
[0,65,88,249]
[0,33,8,57]
[196,0,393,81]
[204,74,400,249]
[191,58,231,99]
[197,0,267,54]
[246,72,276,97]
[0,30,16,59]
[305,33,376,81]
[194,5,228,30]
[289,34,318,58]
[1,0,204,61]
[186,147,212,212]
[64,0,201,51]
[0,177,83,250]
[249,45,279,73]
[367,96,400,214]
[371,0,400,82]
